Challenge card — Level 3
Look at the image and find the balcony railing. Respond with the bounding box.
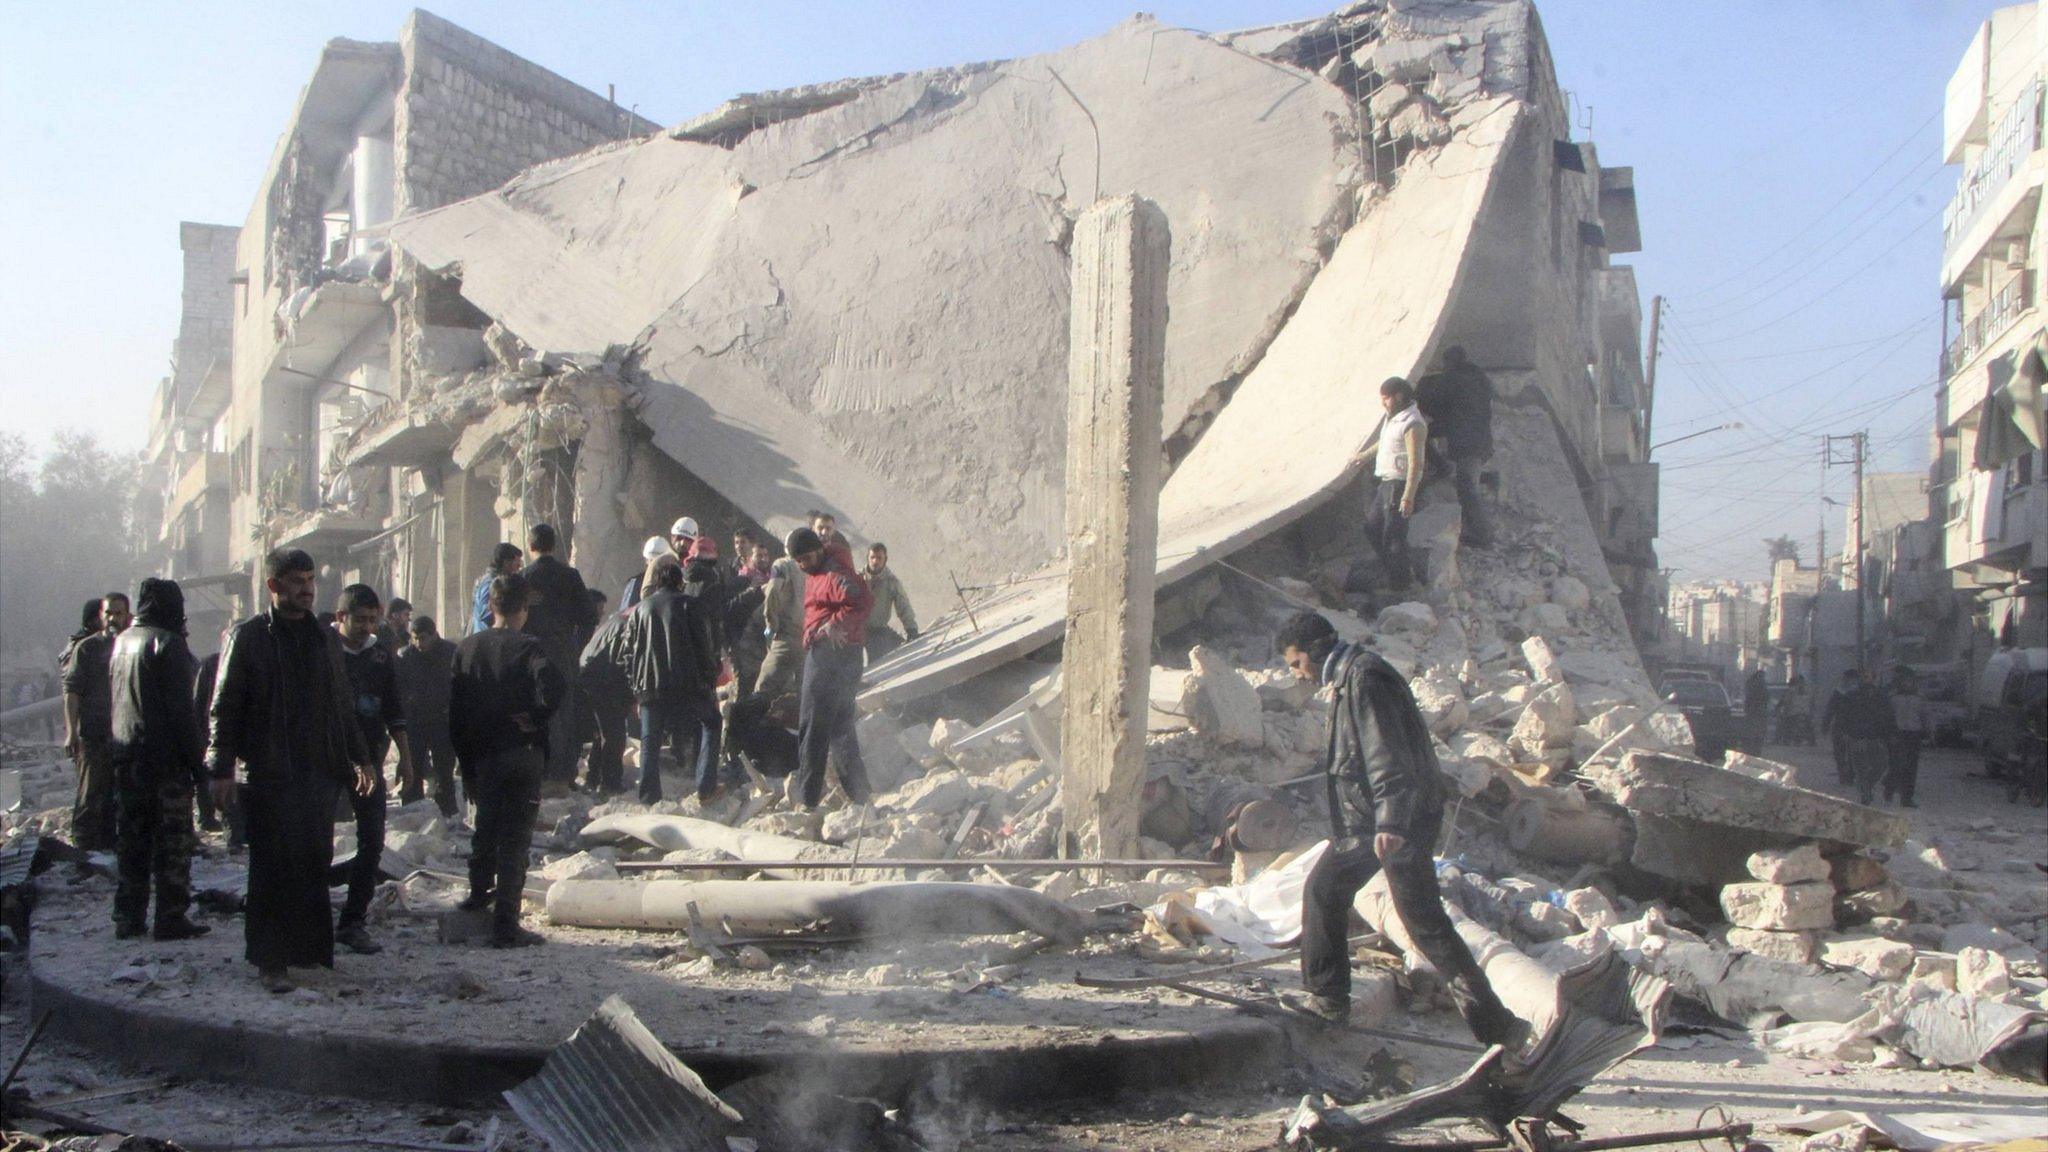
[1944,79,2043,257]
[1943,273,2034,377]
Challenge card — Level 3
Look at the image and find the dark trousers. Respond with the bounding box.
[542,656,581,782]
[1830,729,1852,783]
[112,760,195,930]
[242,775,339,971]
[1847,736,1890,805]
[584,696,627,794]
[638,694,716,804]
[1302,831,1518,1046]
[1447,454,1491,546]
[406,722,459,817]
[1885,733,1922,803]
[796,643,871,810]
[754,640,801,700]
[339,738,388,928]
[865,626,905,664]
[72,738,116,852]
[1363,478,1418,590]
[467,746,543,929]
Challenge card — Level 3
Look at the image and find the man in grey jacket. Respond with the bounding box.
[753,552,807,699]
[1275,611,1523,1047]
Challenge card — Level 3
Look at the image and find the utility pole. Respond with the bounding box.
[1823,431,1869,672]
[1642,295,1663,449]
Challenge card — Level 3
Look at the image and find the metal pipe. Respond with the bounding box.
[616,857,1226,873]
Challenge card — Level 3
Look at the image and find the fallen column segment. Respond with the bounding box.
[546,878,1091,943]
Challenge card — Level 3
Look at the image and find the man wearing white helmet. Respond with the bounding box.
[669,517,700,558]
[620,536,672,612]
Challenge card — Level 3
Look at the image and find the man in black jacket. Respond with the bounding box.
[1275,612,1523,1046]
[108,579,210,941]
[333,584,410,955]
[1831,668,1896,806]
[63,592,130,852]
[395,616,459,818]
[577,592,631,796]
[1413,345,1494,547]
[521,524,596,784]
[450,573,564,948]
[623,558,719,804]
[207,549,377,992]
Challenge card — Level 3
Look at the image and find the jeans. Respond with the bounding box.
[1301,829,1519,1046]
[1363,478,1418,590]
[339,740,389,928]
[405,722,460,817]
[467,746,543,930]
[796,643,871,810]
[638,694,717,804]
[584,695,628,794]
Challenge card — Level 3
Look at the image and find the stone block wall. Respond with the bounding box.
[174,222,239,403]
[394,10,657,214]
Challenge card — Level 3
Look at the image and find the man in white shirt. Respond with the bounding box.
[1365,377,1429,591]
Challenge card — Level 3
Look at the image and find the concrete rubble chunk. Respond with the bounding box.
[1908,953,1958,993]
[1520,636,1561,683]
[1720,881,1835,932]
[541,851,621,884]
[1521,602,1570,635]
[1835,882,1907,923]
[1548,575,1590,612]
[1185,645,1264,747]
[1746,844,1830,886]
[1408,669,1469,739]
[1831,854,1890,893]
[1720,751,1795,787]
[1562,887,1619,931]
[1818,934,1914,981]
[1725,927,1820,966]
[1508,681,1577,759]
[1376,601,1438,635]
[1587,752,1909,850]
[1956,946,2015,999]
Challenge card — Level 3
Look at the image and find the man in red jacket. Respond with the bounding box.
[786,526,873,813]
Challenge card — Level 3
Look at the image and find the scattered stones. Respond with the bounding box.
[1508,682,1577,760]
[1955,946,2014,998]
[1725,927,1820,965]
[540,851,619,883]
[1817,934,1913,981]
[1907,953,1958,993]
[1520,636,1561,684]
[1746,844,1829,886]
[1720,881,1834,932]
[1548,576,1590,612]
[1375,601,1438,635]
[1185,646,1264,747]
[1561,887,1618,931]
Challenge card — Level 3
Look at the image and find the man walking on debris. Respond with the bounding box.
[108,578,210,941]
[623,555,720,804]
[754,544,808,700]
[208,549,377,992]
[1364,378,1429,592]
[333,584,410,955]
[63,592,130,852]
[521,524,596,784]
[789,526,874,814]
[472,543,524,636]
[861,542,919,662]
[450,573,564,948]
[1414,346,1494,547]
[1741,667,1770,756]
[1821,674,1858,785]
[191,627,241,848]
[578,592,633,796]
[1275,611,1527,1048]
[1885,667,1925,808]
[1831,668,1896,806]
[395,616,460,819]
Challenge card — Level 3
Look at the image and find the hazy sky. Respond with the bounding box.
[0,2,1996,580]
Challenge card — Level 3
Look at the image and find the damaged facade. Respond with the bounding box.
[141,9,653,620]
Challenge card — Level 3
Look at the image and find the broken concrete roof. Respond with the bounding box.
[862,95,1522,708]
[389,14,1364,615]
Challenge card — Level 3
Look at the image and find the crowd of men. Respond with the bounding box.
[54,510,918,991]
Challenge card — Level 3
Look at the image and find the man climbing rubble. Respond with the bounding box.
[1414,346,1493,547]
[789,525,874,815]
[450,573,565,948]
[107,578,209,942]
[1364,378,1429,592]
[1275,610,1527,1050]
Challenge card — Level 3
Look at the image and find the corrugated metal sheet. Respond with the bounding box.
[505,995,741,1152]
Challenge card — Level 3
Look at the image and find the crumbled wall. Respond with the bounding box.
[394,10,655,214]
[173,223,239,405]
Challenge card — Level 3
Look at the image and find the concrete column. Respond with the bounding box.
[1058,195,1170,862]
[352,135,395,257]
[437,467,495,638]
[571,385,636,608]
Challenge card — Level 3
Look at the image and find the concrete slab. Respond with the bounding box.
[1588,751,1910,850]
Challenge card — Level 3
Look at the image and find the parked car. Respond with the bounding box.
[1664,679,1736,762]
[1975,648,2048,782]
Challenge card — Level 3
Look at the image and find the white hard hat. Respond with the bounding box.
[641,536,671,561]
[669,516,700,539]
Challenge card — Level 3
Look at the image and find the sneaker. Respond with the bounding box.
[456,892,492,913]
[152,917,212,941]
[336,921,384,955]
[258,967,295,993]
[1282,992,1350,1025]
[491,925,547,949]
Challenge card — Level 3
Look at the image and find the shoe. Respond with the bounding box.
[200,816,224,833]
[1900,799,1917,808]
[336,921,384,955]
[491,925,547,949]
[153,917,211,941]
[258,967,295,993]
[456,892,492,913]
[1282,992,1350,1025]
[114,920,146,940]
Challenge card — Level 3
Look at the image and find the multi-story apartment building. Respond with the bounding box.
[1939,3,2048,649]
[142,10,653,623]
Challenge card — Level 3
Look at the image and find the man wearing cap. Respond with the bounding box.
[1273,610,1525,1049]
[787,526,874,813]
[108,578,210,941]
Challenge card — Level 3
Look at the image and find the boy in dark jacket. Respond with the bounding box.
[333,584,410,955]
[108,579,209,941]
[450,573,565,947]
[395,616,459,818]
[1275,611,1524,1048]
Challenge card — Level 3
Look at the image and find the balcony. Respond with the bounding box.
[1943,273,2033,378]
[1945,473,2045,573]
[1944,80,2043,261]
[168,451,228,516]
